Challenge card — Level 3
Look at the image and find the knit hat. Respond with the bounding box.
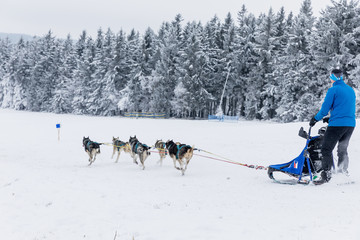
[330,69,343,81]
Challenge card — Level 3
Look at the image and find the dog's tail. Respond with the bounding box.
[124,142,131,153]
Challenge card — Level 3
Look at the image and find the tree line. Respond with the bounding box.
[0,0,359,122]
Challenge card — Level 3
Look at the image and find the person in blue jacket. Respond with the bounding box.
[309,69,356,184]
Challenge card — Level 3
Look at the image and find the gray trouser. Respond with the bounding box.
[321,126,355,171]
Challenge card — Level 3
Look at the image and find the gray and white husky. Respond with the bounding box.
[129,136,151,170]
[165,140,194,175]
[111,137,131,163]
[83,137,102,165]
[154,139,168,166]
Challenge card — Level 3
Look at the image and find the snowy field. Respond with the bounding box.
[1,109,359,240]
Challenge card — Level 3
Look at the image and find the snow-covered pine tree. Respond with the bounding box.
[218,13,239,117]
[114,30,132,113]
[86,28,119,115]
[173,21,212,118]
[112,30,131,93]
[234,5,257,118]
[99,29,123,116]
[28,31,60,112]
[275,0,317,122]
[124,29,147,113]
[248,9,278,120]
[0,38,12,105]
[0,39,18,109]
[137,27,159,113]
[72,34,96,114]
[51,35,76,113]
[201,15,223,115]
[149,15,183,116]
[310,0,360,96]
[85,28,106,115]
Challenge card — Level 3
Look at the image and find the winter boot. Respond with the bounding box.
[313,170,332,185]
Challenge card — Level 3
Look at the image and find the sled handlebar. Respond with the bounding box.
[298,126,313,140]
[307,126,312,141]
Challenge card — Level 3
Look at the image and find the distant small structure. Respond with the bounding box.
[124,112,166,119]
[208,115,239,122]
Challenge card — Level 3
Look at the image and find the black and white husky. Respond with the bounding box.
[129,136,151,170]
[111,137,131,163]
[83,137,102,165]
[166,140,194,175]
[154,139,168,166]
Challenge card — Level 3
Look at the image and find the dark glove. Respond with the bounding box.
[323,117,330,123]
[309,117,318,127]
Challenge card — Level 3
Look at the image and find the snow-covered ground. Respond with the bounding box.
[1,109,359,240]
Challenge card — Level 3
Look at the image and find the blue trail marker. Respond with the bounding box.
[56,123,61,141]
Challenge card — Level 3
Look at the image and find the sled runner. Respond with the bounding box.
[267,126,326,185]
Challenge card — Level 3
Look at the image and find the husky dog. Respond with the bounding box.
[166,140,194,175]
[83,137,102,165]
[112,137,131,163]
[154,139,168,166]
[129,136,151,170]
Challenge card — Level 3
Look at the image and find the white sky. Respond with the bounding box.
[0,0,334,39]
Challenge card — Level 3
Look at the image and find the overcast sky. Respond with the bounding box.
[0,0,334,39]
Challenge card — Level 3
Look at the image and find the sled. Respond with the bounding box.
[267,126,326,184]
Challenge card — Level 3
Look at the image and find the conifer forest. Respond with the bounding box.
[0,0,359,122]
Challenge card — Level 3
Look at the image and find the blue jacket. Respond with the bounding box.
[315,80,356,127]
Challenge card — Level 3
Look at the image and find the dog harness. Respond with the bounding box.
[133,142,139,153]
[176,145,191,159]
[162,142,167,155]
[86,141,92,151]
[133,142,150,154]
[86,141,100,151]
[168,143,191,159]
[114,140,125,151]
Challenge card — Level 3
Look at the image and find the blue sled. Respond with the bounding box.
[268,126,326,183]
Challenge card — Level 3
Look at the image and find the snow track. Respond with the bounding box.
[1,109,359,240]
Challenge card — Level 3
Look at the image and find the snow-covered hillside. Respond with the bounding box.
[1,109,359,240]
